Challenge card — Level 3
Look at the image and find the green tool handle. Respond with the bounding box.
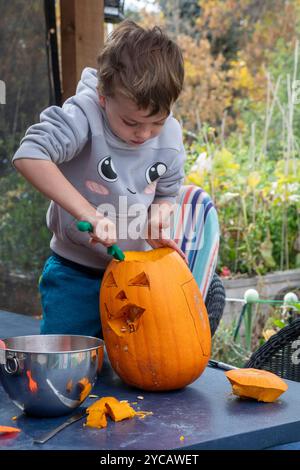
[76,221,125,261]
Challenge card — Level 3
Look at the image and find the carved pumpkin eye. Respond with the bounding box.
[104,272,118,287]
[128,272,150,288]
[145,162,167,184]
[98,156,118,182]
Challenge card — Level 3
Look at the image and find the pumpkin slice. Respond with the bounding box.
[225,368,288,402]
[104,397,136,422]
[0,426,21,434]
[86,397,108,429]
[86,409,108,429]
[86,397,136,429]
[86,396,110,413]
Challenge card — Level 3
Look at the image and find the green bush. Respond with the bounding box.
[211,320,251,368]
[0,172,51,274]
[184,126,300,276]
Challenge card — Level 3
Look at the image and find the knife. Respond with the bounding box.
[33,408,87,444]
[208,359,238,371]
[77,221,125,261]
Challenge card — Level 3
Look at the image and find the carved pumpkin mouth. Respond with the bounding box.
[105,303,145,336]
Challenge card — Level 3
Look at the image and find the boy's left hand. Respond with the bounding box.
[146,230,188,264]
[145,202,188,265]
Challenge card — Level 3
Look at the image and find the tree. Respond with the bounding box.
[158,0,201,36]
[0,0,49,175]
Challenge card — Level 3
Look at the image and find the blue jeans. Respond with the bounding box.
[39,253,104,338]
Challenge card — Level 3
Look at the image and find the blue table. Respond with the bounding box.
[1,310,300,450]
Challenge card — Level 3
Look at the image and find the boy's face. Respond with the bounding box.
[99,92,168,146]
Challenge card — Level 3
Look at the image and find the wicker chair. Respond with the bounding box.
[245,318,300,381]
[204,273,225,336]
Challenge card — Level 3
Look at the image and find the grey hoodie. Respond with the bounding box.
[12,68,186,269]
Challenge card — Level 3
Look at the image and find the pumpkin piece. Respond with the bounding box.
[86,397,108,429]
[100,247,211,391]
[0,426,21,434]
[86,396,111,413]
[104,398,136,422]
[86,411,107,429]
[86,410,108,429]
[135,411,153,419]
[225,368,288,402]
[85,397,141,429]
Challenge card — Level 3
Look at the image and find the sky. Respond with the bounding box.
[125,0,160,12]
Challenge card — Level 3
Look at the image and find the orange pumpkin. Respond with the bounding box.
[100,247,211,391]
[225,368,288,402]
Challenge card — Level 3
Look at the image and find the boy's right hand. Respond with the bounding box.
[82,214,117,248]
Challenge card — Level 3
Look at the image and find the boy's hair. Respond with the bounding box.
[97,20,184,116]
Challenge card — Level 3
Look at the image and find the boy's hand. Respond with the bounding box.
[82,214,117,248]
[146,231,188,264]
[145,201,188,264]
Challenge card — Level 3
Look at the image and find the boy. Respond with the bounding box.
[12,20,187,338]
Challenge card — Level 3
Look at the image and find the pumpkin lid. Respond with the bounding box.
[123,247,174,262]
[225,368,288,392]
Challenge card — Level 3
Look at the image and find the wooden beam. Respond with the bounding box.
[60,0,104,102]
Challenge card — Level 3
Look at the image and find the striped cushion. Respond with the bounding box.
[172,185,220,300]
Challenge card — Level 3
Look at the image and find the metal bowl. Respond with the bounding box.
[0,335,104,417]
